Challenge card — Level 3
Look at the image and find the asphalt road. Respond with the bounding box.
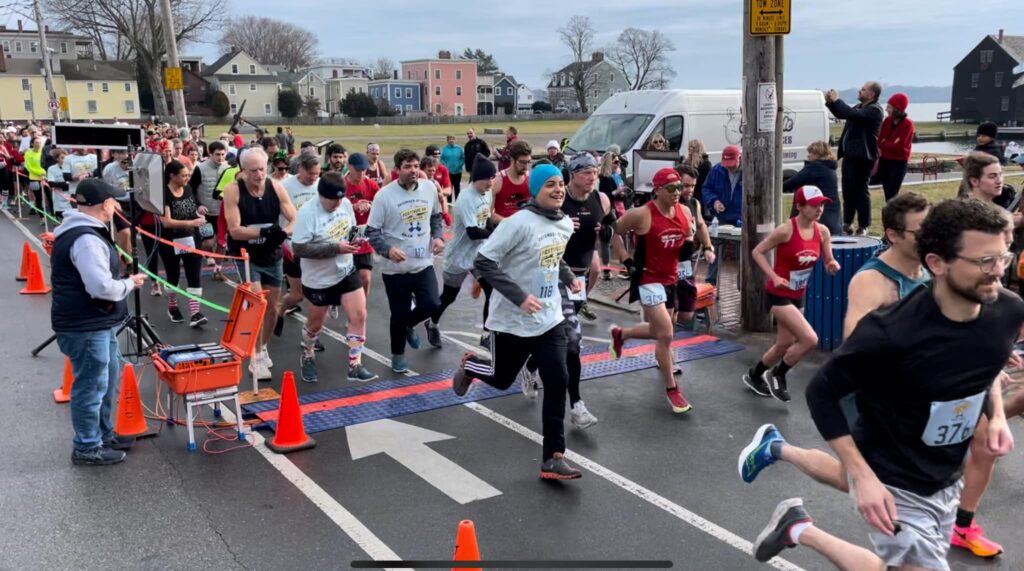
[1,210,1022,571]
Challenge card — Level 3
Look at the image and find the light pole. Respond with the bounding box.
[32,0,60,122]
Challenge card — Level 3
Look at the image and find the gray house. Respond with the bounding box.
[494,74,518,114]
[547,52,629,113]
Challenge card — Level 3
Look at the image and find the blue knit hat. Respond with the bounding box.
[529,164,563,197]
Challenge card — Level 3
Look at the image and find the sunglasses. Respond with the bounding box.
[275,166,288,172]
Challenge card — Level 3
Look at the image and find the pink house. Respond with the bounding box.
[400,51,478,116]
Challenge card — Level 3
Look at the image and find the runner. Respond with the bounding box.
[675,164,716,326]
[431,153,496,329]
[608,167,703,413]
[365,149,445,373]
[747,198,1024,570]
[344,152,381,297]
[451,163,584,480]
[366,143,388,187]
[275,152,321,337]
[189,141,229,281]
[743,186,841,402]
[490,140,532,220]
[222,147,298,380]
[324,143,347,175]
[290,172,377,383]
[157,160,209,327]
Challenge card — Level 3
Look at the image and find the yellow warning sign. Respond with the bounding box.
[750,0,791,36]
[164,67,184,90]
[59,97,68,111]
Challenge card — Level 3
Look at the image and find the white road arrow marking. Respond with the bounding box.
[346,419,501,505]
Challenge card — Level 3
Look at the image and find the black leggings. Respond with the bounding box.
[451,172,462,200]
[381,266,441,355]
[527,283,583,405]
[464,321,570,460]
[876,158,908,202]
[157,241,202,289]
[841,158,874,229]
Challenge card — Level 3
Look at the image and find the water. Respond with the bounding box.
[912,140,975,155]
[906,102,948,123]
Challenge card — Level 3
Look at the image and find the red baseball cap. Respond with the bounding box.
[652,167,681,187]
[721,145,741,168]
[794,185,831,207]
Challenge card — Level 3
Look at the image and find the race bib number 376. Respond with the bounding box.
[921,390,986,447]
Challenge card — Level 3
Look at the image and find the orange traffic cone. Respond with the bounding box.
[16,241,31,281]
[452,520,482,571]
[53,357,74,403]
[115,364,150,437]
[266,371,316,453]
[19,250,51,294]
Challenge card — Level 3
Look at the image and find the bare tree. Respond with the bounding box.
[43,0,223,117]
[370,57,395,80]
[607,28,676,90]
[220,16,317,71]
[557,15,597,113]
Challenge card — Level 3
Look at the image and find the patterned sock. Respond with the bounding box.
[187,287,202,316]
[301,327,319,357]
[167,292,178,308]
[347,334,366,368]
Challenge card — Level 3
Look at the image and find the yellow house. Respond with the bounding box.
[0,56,139,122]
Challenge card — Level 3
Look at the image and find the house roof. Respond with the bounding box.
[62,60,134,81]
[368,79,420,86]
[0,58,45,75]
[202,49,241,77]
[274,70,304,85]
[1013,75,1024,89]
[994,35,1024,63]
[547,60,605,87]
[494,74,517,87]
[210,74,280,83]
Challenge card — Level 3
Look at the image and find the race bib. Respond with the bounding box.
[173,236,195,256]
[567,275,587,301]
[533,269,558,299]
[789,267,813,291]
[247,223,271,245]
[678,261,694,280]
[921,390,986,447]
[638,283,668,307]
[404,245,427,259]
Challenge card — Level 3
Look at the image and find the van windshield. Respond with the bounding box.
[567,114,654,154]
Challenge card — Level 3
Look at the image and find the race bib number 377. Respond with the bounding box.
[921,390,986,447]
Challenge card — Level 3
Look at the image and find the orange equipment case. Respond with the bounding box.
[153,285,267,395]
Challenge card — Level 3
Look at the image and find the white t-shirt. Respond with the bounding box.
[63,153,98,195]
[102,161,130,191]
[477,209,573,337]
[367,179,441,275]
[47,164,72,213]
[292,197,357,289]
[443,187,492,275]
[281,175,318,227]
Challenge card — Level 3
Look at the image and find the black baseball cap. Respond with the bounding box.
[75,178,127,206]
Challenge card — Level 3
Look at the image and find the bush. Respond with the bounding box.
[341,91,378,118]
[278,90,303,118]
[209,91,231,118]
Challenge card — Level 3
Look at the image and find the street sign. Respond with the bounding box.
[47,99,59,111]
[59,97,69,112]
[750,0,791,35]
[164,66,184,91]
[757,83,777,132]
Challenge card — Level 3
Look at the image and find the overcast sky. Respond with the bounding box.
[6,1,1015,92]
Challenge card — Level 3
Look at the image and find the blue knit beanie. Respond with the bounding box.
[529,164,563,197]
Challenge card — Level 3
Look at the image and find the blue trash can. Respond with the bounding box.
[804,236,883,352]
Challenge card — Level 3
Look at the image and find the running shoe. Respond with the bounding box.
[766,369,791,403]
[150,283,163,296]
[452,353,474,397]
[284,305,301,315]
[578,302,597,321]
[273,315,285,336]
[314,340,325,352]
[571,400,599,429]
[212,270,227,282]
[742,368,772,397]
[405,326,421,350]
[262,348,274,368]
[666,386,692,413]
[248,353,272,381]
[608,325,625,359]
[167,306,184,323]
[189,312,208,328]
[952,521,1004,558]
[753,498,813,562]
[71,446,126,466]
[738,423,784,483]
[391,354,410,374]
[540,453,582,480]
[299,354,318,383]
[348,364,378,382]
[424,320,442,348]
[518,367,539,399]
[205,257,216,267]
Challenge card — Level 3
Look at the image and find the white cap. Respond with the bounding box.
[546,139,560,150]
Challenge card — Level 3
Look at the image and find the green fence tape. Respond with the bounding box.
[17,194,61,225]
[116,245,231,314]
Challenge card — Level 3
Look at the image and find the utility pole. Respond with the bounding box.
[32,0,60,122]
[159,0,188,128]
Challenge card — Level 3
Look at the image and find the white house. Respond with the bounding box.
[516,83,535,112]
[203,48,281,117]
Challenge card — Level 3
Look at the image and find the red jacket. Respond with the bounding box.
[877,116,914,162]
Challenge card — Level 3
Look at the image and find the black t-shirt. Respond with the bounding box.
[163,185,200,240]
[807,284,1024,496]
[562,189,603,269]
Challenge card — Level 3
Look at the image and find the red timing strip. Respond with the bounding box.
[580,334,716,364]
[114,211,246,261]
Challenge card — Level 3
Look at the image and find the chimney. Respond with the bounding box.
[17,20,22,32]
[592,51,604,63]
[998,29,1004,43]
[438,50,451,60]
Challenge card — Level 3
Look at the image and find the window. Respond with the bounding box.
[651,115,684,151]
[60,42,67,54]
[980,50,993,64]
[228,84,236,95]
[21,78,29,91]
[435,103,442,113]
[125,100,135,113]
[456,70,462,80]
[15,41,22,53]
[359,87,364,93]
[124,82,131,92]
[456,86,462,96]
[87,82,94,92]
[30,42,37,53]
[231,64,238,74]
[23,100,32,112]
[2,41,9,51]
[1002,96,1010,112]
[995,72,1004,87]
[309,87,315,96]
[392,87,399,98]
[230,103,238,113]
[435,86,441,96]
[971,73,979,89]
[455,104,463,116]
[333,70,339,78]
[609,73,614,82]
[249,83,256,92]
[434,69,441,80]
[102,82,109,93]
[406,87,413,99]
[423,70,428,79]
[249,64,256,75]
[87,100,97,114]
[264,103,272,114]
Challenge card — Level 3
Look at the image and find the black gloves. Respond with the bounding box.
[260,224,288,248]
[622,258,637,278]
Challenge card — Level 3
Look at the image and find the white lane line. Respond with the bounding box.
[581,335,611,344]
[2,211,409,571]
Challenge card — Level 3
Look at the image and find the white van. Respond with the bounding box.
[566,89,830,173]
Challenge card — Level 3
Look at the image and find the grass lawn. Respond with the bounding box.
[203,119,586,141]
[830,121,979,139]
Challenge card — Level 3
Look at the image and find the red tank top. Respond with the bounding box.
[494,170,531,218]
[766,218,821,299]
[640,202,691,285]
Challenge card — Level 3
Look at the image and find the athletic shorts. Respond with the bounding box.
[283,255,301,279]
[767,292,805,309]
[852,481,961,571]
[354,253,374,271]
[302,272,362,306]
[636,280,697,312]
[234,259,283,288]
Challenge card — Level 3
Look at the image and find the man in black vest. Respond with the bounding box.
[51,178,147,466]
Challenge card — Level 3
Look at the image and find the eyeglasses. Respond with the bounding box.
[514,159,531,166]
[431,153,441,157]
[955,251,1014,274]
[652,140,667,146]
[275,166,288,172]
